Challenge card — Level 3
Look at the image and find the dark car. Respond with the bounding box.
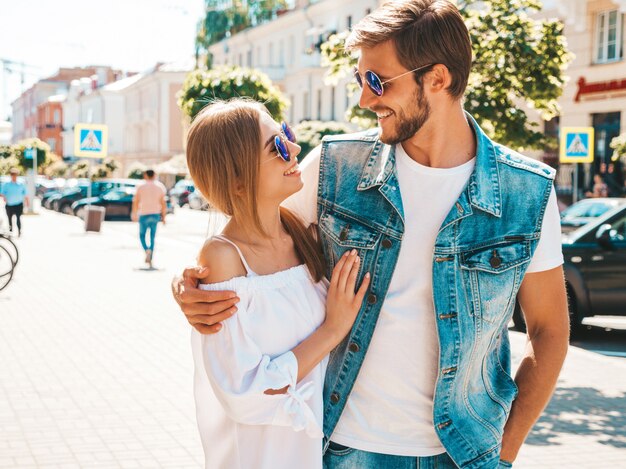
[560,197,626,233]
[54,179,140,214]
[72,188,137,220]
[168,179,195,207]
[513,203,626,335]
[52,186,89,213]
[72,187,173,220]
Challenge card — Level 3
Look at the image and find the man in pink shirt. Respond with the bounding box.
[131,169,167,267]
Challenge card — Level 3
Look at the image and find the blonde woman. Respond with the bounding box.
[186,99,370,469]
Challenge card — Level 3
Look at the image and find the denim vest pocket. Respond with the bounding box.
[319,209,381,280]
[460,239,531,324]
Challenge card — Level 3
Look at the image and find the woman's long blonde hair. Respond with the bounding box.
[186,98,325,282]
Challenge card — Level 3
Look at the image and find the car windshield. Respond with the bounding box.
[561,200,617,220]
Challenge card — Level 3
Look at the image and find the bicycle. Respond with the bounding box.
[0,232,18,267]
[0,244,14,291]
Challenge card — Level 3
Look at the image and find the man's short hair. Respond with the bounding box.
[9,168,19,175]
[346,0,472,99]
[144,169,155,178]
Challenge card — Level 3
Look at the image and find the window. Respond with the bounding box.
[347,15,352,29]
[53,109,60,124]
[47,138,56,152]
[279,40,285,67]
[303,91,310,120]
[596,10,624,63]
[317,89,322,120]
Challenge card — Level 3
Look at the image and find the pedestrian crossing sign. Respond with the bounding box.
[74,123,108,158]
[560,127,594,163]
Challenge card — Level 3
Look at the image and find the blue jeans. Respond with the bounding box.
[323,443,458,469]
[138,214,160,252]
[323,442,514,468]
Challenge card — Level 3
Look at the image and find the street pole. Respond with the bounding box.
[573,163,579,204]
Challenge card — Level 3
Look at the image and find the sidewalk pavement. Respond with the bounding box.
[1,209,625,468]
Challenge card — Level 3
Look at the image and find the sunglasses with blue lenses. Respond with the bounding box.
[354,63,435,97]
[273,122,297,163]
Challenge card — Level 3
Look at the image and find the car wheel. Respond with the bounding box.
[75,207,86,220]
[61,204,73,215]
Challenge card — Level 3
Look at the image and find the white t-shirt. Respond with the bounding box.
[283,144,564,456]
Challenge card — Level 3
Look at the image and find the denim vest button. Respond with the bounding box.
[349,342,360,353]
[490,250,502,268]
[367,294,377,304]
[330,392,340,404]
[455,202,464,214]
[382,239,392,249]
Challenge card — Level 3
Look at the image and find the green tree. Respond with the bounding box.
[321,0,571,151]
[196,0,288,67]
[70,158,119,179]
[44,160,69,178]
[178,66,288,121]
[0,155,20,176]
[127,161,148,180]
[12,138,52,173]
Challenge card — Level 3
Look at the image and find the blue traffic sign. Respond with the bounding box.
[560,127,594,163]
[74,123,108,158]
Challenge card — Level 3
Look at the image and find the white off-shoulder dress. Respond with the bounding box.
[191,235,329,469]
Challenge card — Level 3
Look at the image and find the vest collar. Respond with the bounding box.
[356,112,501,217]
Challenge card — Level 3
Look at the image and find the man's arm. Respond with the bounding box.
[500,265,569,462]
[160,193,167,224]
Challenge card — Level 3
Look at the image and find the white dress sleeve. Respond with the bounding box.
[192,283,323,438]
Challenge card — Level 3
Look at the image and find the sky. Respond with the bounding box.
[0,0,206,120]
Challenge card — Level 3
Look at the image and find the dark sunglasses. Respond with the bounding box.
[354,63,435,97]
[272,121,297,163]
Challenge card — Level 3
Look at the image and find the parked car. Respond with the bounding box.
[513,203,626,335]
[168,179,195,207]
[72,187,173,220]
[560,197,626,233]
[188,190,209,210]
[53,179,140,214]
[72,188,137,220]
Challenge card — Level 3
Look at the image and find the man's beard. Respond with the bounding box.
[379,86,431,145]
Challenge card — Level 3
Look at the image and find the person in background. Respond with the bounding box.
[586,173,608,198]
[131,169,166,268]
[0,168,29,237]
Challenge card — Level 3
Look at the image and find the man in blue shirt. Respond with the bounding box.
[0,168,29,237]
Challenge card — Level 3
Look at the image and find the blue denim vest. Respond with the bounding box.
[317,114,555,469]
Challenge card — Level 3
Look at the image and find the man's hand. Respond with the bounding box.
[131,211,138,222]
[171,266,239,334]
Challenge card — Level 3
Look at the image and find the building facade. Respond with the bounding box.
[118,62,190,175]
[542,0,626,196]
[208,0,379,124]
[60,61,191,176]
[37,96,64,155]
[11,67,120,144]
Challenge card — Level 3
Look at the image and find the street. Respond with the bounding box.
[0,208,625,468]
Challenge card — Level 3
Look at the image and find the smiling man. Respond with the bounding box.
[173,1,569,468]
